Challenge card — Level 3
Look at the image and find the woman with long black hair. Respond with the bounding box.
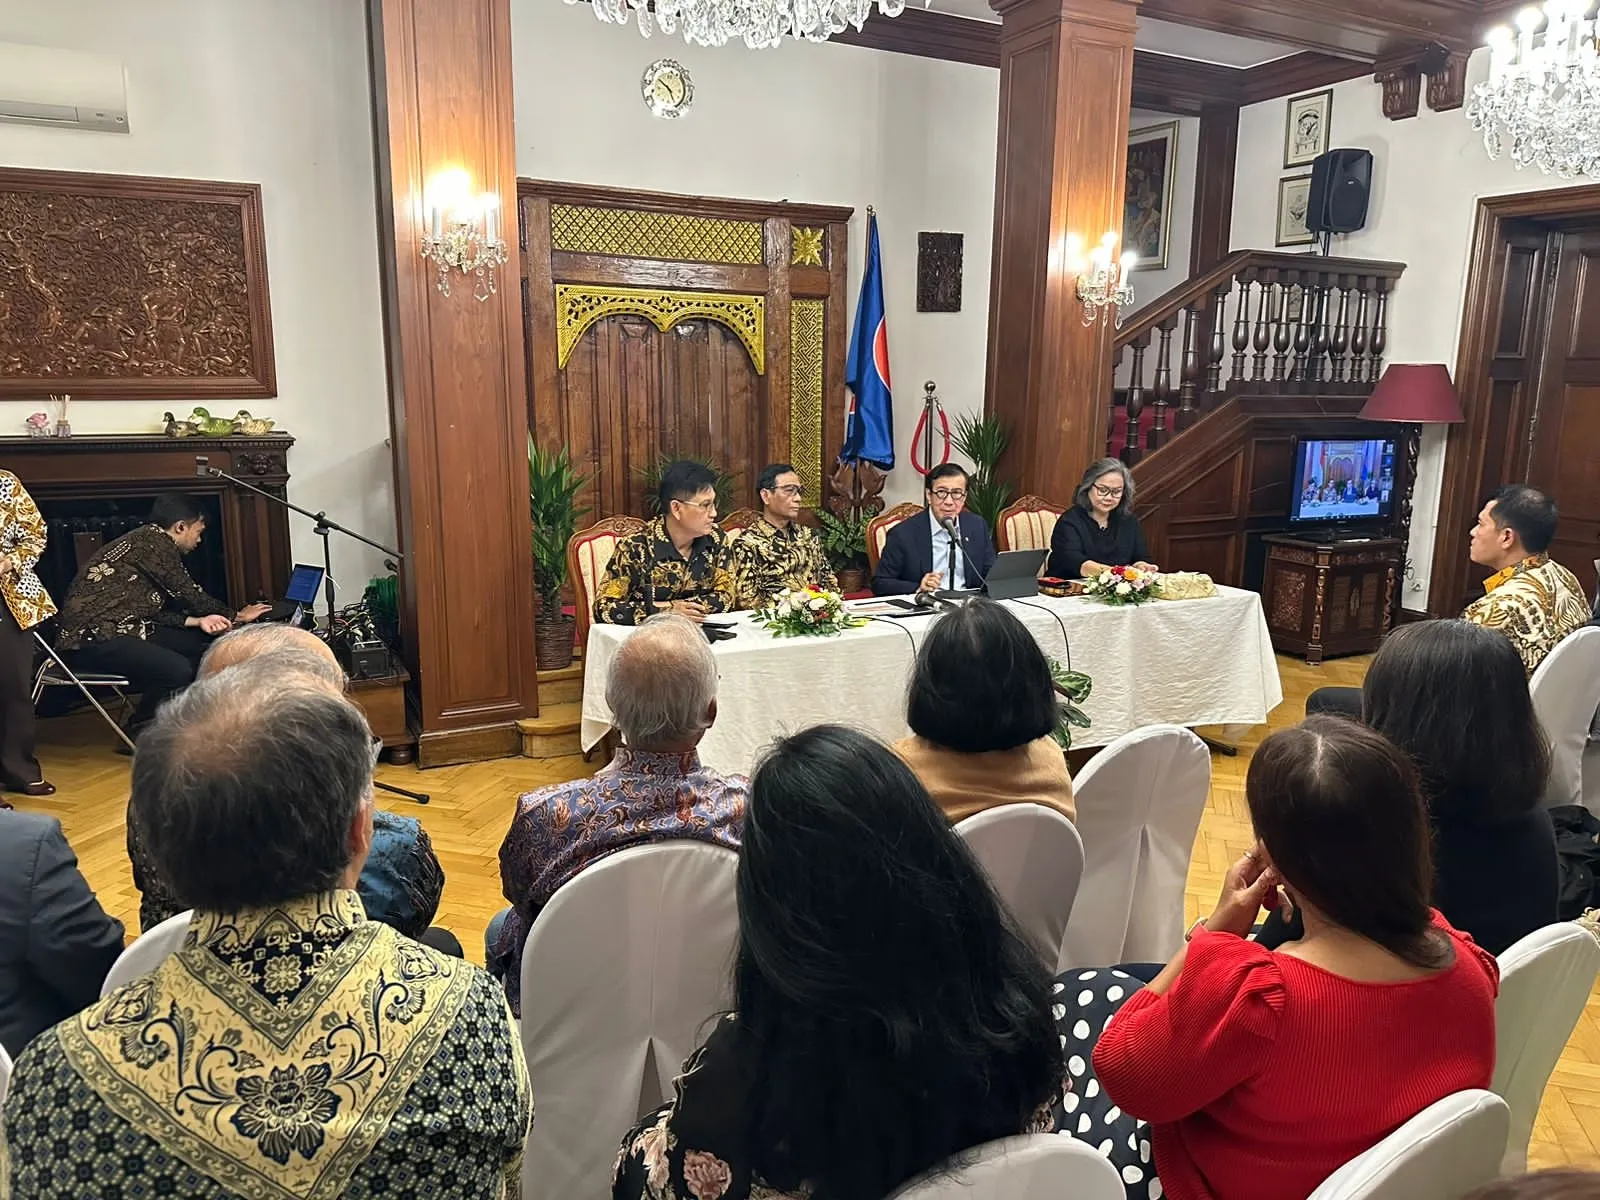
[612,725,1065,1200]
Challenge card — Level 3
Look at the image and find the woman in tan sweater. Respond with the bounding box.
[894,598,1075,823]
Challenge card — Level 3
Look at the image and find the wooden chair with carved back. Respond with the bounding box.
[999,495,1067,577]
[718,508,761,539]
[567,515,647,655]
[866,502,924,575]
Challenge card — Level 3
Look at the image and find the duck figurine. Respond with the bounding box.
[162,411,200,438]
[232,410,275,436]
[188,407,236,437]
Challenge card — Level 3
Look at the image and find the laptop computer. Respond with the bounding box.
[981,548,1048,601]
[266,563,326,625]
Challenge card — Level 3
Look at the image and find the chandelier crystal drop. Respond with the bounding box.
[572,0,910,49]
[1466,0,1600,177]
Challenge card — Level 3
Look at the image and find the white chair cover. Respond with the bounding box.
[519,841,740,1200]
[955,804,1085,970]
[1492,921,1600,1174]
[0,1038,11,1109]
[1061,725,1211,969]
[1530,626,1600,812]
[1306,1090,1508,1200]
[888,1133,1125,1200]
[1585,735,1600,818]
[100,909,193,998]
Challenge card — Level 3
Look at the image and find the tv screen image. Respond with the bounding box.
[1289,438,1396,523]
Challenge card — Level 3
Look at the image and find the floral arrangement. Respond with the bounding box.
[1083,564,1158,606]
[754,587,866,638]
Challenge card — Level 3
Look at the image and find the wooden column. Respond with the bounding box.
[369,0,539,765]
[984,0,1140,502]
[1190,105,1239,275]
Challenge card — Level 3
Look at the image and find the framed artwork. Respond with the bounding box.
[1123,122,1178,271]
[1284,89,1333,168]
[1277,175,1316,247]
[916,232,963,312]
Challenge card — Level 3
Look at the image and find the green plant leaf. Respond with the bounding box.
[813,508,869,571]
[638,453,738,517]
[529,437,590,610]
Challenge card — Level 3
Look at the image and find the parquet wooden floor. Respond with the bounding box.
[14,658,1600,1169]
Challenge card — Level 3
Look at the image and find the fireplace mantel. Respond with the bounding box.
[0,432,295,607]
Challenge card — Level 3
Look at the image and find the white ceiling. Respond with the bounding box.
[921,2,1305,68]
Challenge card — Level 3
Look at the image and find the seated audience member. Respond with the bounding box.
[2,664,530,1199]
[612,725,1065,1200]
[1467,1171,1600,1199]
[0,806,124,1058]
[1310,484,1587,716]
[1047,458,1159,580]
[1265,621,1555,956]
[594,460,734,625]
[125,624,447,944]
[893,598,1074,823]
[1054,716,1497,1200]
[55,493,271,732]
[729,463,837,610]
[491,613,744,1012]
[873,463,998,596]
[0,469,58,796]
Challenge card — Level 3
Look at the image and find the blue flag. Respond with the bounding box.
[843,212,895,469]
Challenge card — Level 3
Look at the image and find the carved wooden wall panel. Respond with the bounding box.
[0,168,275,399]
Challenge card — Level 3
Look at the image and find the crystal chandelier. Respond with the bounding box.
[1466,1,1600,177]
[571,0,910,49]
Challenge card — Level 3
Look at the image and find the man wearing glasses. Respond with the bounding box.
[595,460,735,625]
[873,463,997,596]
[729,463,837,610]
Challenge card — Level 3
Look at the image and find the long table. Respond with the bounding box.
[580,587,1285,777]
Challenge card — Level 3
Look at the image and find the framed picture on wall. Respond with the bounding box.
[1276,175,1316,247]
[1123,122,1178,271]
[1284,89,1333,168]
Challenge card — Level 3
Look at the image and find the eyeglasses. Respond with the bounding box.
[770,484,806,498]
[1092,485,1125,499]
[930,489,967,501]
[676,497,718,513]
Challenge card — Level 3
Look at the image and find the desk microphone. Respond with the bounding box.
[941,516,991,592]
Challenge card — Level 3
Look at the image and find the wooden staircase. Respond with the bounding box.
[517,658,585,759]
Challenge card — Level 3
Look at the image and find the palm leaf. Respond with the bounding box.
[528,438,589,610]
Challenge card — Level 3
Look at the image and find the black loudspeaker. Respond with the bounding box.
[1306,148,1373,235]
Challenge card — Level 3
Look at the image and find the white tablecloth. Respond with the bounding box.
[580,587,1284,777]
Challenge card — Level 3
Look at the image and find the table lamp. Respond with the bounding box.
[1359,363,1465,545]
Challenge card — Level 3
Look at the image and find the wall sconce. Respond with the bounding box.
[420,168,510,302]
[1066,231,1137,327]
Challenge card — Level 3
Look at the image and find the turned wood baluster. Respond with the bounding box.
[1149,316,1176,450]
[1272,284,1295,382]
[1230,277,1252,383]
[1349,286,1371,385]
[1123,336,1149,465]
[1251,282,1271,383]
[1292,286,1315,384]
[1176,307,1202,430]
[1330,284,1352,385]
[1311,283,1333,385]
[1207,283,1229,401]
[1368,283,1390,384]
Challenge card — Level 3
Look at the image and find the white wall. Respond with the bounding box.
[510,0,999,505]
[0,1,393,594]
[1128,111,1200,311]
[1230,50,1571,610]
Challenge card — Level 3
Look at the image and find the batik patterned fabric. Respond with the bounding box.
[1462,554,1590,675]
[55,523,232,650]
[728,519,838,611]
[493,747,746,1015]
[592,518,734,626]
[0,891,531,1200]
[0,470,56,630]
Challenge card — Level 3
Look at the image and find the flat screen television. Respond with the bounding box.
[1288,437,1397,525]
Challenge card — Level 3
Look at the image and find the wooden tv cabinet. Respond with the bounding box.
[1262,533,1403,664]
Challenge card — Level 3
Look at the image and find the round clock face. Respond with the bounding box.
[641,59,693,119]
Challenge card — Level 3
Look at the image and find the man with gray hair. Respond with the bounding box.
[490,613,746,1012]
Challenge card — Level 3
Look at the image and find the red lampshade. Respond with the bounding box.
[1359,363,1464,424]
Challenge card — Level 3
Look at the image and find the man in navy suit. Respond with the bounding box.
[873,463,998,595]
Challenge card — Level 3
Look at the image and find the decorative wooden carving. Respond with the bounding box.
[1424,47,1470,112]
[0,168,275,400]
[553,284,766,371]
[827,459,888,520]
[791,227,826,267]
[916,232,964,313]
[1376,65,1422,120]
[1263,533,1404,663]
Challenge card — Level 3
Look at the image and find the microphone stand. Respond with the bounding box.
[198,459,430,804]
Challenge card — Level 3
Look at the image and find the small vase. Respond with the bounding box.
[26,425,48,439]
[53,420,71,438]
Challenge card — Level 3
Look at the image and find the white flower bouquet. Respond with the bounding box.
[754,587,866,637]
[1082,564,1158,606]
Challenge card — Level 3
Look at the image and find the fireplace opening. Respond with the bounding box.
[35,493,229,611]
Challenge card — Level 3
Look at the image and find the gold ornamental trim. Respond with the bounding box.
[789,298,825,501]
[549,204,764,265]
[555,284,766,373]
[791,227,825,267]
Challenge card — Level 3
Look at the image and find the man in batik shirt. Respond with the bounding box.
[729,463,838,611]
[593,460,734,625]
[1,662,530,1199]
[0,469,57,794]
[491,614,745,1013]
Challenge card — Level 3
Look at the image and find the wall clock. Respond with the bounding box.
[642,59,693,119]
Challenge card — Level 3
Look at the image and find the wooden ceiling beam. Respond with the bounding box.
[1137,0,1485,59]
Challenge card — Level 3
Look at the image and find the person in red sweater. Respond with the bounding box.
[1063,716,1499,1200]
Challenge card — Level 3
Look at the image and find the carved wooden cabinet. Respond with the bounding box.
[1262,533,1403,664]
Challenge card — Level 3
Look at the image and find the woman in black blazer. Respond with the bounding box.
[1046,457,1159,580]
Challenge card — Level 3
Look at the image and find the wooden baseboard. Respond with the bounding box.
[416,721,522,768]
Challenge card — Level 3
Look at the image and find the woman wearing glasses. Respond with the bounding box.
[1047,458,1159,581]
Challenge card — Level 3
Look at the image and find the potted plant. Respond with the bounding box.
[638,453,738,517]
[951,412,1016,531]
[529,438,589,672]
[815,507,871,593]
[1047,656,1093,751]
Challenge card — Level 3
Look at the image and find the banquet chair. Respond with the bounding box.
[566,514,646,653]
[955,804,1085,970]
[1529,627,1600,812]
[1491,921,1600,1174]
[866,502,923,574]
[0,1039,11,1109]
[888,1133,1123,1200]
[1304,1090,1508,1200]
[100,909,193,998]
[1060,725,1210,969]
[998,495,1065,577]
[719,507,760,537]
[519,841,740,1200]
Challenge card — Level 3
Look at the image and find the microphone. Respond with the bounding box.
[941,516,989,591]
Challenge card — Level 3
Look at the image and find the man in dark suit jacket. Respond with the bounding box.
[0,807,125,1057]
[873,464,998,596]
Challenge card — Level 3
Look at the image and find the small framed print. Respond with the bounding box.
[1276,175,1315,247]
[1284,89,1333,168]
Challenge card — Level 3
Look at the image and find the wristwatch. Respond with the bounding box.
[1185,917,1210,943]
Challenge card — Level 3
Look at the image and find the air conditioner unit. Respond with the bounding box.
[0,41,128,134]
